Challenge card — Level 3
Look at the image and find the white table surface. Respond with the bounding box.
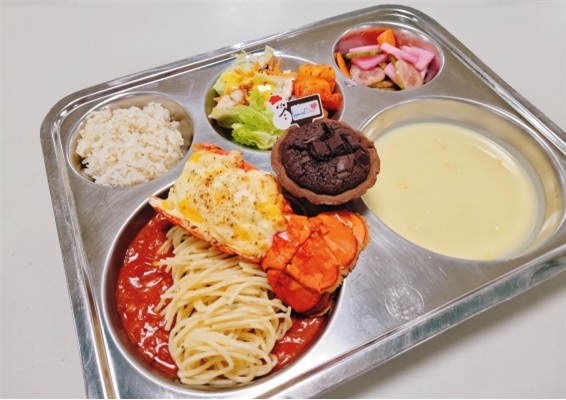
[2,1,565,398]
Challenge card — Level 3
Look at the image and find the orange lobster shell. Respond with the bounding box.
[261,211,369,315]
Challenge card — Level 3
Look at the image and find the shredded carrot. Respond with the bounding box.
[234,68,248,77]
[335,52,350,78]
[267,54,275,70]
[264,57,294,77]
[377,29,396,47]
[273,57,282,74]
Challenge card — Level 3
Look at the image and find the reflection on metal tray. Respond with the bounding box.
[40,4,566,399]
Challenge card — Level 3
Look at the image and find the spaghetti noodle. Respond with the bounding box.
[156,226,293,386]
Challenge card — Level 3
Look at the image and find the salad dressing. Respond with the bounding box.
[363,122,539,260]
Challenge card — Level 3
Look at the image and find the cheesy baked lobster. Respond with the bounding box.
[149,143,369,315]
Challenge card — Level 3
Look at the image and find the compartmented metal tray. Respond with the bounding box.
[41,5,566,399]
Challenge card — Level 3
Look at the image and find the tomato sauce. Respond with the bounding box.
[116,213,327,379]
[271,313,328,372]
[116,214,178,375]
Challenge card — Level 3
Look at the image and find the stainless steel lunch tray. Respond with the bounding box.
[41,5,566,399]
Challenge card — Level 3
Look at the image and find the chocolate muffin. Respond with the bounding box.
[271,119,380,205]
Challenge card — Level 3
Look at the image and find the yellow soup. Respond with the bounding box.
[363,122,540,260]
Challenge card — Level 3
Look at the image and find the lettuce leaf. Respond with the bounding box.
[208,87,283,150]
[232,122,280,150]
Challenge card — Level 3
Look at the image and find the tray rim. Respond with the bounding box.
[40,4,566,398]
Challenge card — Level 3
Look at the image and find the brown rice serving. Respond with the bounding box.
[76,102,184,187]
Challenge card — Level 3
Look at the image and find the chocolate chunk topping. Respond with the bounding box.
[336,153,354,173]
[326,132,345,152]
[311,140,328,157]
[354,148,370,166]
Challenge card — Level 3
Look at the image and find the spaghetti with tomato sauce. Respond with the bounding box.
[116,213,327,380]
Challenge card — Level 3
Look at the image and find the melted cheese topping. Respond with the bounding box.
[156,147,288,260]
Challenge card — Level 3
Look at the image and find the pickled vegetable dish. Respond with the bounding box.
[335,28,436,90]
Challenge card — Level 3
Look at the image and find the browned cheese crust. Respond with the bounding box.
[271,119,380,205]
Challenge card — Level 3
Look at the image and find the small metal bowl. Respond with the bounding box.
[204,51,344,150]
[333,23,443,90]
[69,92,194,187]
[361,96,564,259]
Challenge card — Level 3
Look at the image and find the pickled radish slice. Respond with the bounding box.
[400,45,436,71]
[380,42,418,64]
[351,53,388,70]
